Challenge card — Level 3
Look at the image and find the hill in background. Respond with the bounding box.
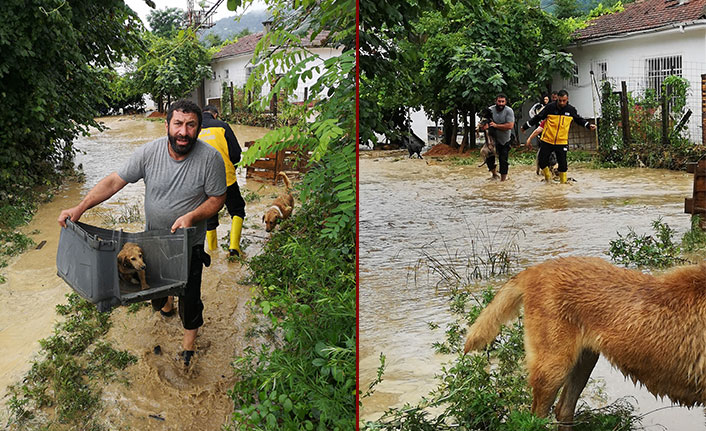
[200,10,271,41]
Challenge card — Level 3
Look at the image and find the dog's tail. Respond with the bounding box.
[277,172,291,190]
[464,278,524,354]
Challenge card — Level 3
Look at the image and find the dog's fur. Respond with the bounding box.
[263,172,294,232]
[476,108,496,168]
[464,257,706,429]
[402,132,425,159]
[535,148,560,177]
[117,242,149,290]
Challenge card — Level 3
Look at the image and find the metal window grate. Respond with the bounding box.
[598,62,608,81]
[646,55,682,95]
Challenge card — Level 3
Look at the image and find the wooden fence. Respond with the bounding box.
[243,141,311,184]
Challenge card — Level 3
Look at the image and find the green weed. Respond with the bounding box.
[5,293,136,429]
[608,218,687,268]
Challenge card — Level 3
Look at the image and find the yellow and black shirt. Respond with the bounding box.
[523,101,591,146]
[198,112,242,186]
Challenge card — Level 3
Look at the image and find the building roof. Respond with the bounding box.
[213,30,331,60]
[573,0,706,42]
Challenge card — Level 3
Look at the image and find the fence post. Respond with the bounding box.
[229,83,235,115]
[662,92,669,146]
[620,81,630,147]
[702,74,706,145]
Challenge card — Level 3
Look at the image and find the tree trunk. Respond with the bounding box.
[445,113,460,149]
[459,113,470,152]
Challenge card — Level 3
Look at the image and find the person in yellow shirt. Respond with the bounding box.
[199,105,245,256]
[521,89,596,183]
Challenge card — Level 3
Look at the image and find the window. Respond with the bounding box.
[570,64,579,86]
[597,61,607,81]
[646,55,682,96]
[224,68,229,80]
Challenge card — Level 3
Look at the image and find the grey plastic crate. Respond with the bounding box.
[56,219,195,312]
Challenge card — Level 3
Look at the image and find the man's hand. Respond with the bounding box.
[57,207,84,228]
[589,124,597,131]
[171,213,196,233]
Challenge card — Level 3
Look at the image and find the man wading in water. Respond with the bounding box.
[58,100,226,367]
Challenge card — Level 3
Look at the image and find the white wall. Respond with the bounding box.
[204,46,343,105]
[556,24,706,141]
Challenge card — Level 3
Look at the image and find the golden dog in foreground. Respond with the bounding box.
[464,256,706,429]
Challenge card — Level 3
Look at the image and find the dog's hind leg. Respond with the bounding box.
[555,349,599,430]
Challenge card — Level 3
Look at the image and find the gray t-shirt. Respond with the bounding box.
[489,105,515,145]
[118,137,227,245]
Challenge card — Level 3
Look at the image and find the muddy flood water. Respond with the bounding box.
[0,115,283,429]
[359,151,706,430]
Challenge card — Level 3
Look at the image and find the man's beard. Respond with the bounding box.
[168,132,198,155]
[495,104,505,111]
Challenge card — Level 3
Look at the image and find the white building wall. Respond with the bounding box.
[555,24,706,141]
[203,46,343,105]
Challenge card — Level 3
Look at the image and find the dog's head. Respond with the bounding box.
[118,244,146,271]
[262,209,280,232]
[477,108,493,131]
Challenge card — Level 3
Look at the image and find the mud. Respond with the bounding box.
[359,154,706,429]
[0,115,286,429]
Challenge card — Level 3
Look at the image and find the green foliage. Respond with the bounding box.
[96,67,145,115]
[361,0,577,146]
[147,7,185,38]
[608,218,687,268]
[6,293,136,429]
[226,192,355,430]
[224,0,355,429]
[0,0,143,207]
[597,76,705,170]
[682,215,706,253]
[135,30,212,109]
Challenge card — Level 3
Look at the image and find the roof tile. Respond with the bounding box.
[574,0,706,41]
[213,30,331,59]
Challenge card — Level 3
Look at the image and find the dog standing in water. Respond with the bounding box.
[464,257,706,430]
[263,172,294,232]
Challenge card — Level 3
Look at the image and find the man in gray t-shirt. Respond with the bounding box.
[483,93,515,181]
[58,100,226,367]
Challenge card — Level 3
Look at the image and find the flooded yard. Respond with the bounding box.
[359,151,706,430]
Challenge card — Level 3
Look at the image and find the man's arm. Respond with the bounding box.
[224,124,242,164]
[525,126,543,146]
[170,194,226,233]
[490,121,514,131]
[57,172,127,227]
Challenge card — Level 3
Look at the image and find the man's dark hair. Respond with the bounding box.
[203,104,219,116]
[496,93,507,101]
[557,89,569,97]
[167,99,202,129]
[551,90,558,96]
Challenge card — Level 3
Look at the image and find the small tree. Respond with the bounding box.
[147,7,184,38]
[135,31,212,111]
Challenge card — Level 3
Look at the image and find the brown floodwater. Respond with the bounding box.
[359,151,706,430]
[0,115,282,429]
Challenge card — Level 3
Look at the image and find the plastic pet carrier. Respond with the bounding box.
[56,219,195,312]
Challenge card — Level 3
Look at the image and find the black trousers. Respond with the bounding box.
[152,246,208,330]
[206,182,246,231]
[538,140,568,172]
[486,140,511,175]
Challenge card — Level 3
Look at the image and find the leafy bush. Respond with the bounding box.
[608,218,687,268]
[226,152,355,430]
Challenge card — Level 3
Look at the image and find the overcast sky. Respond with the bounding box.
[125,0,267,30]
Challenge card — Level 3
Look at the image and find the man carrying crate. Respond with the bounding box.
[58,100,226,367]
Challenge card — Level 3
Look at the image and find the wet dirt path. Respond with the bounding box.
[0,115,283,429]
[359,152,706,430]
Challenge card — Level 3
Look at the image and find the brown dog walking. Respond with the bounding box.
[464,257,706,429]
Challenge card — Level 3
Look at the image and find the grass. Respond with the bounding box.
[99,203,143,227]
[5,293,136,430]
